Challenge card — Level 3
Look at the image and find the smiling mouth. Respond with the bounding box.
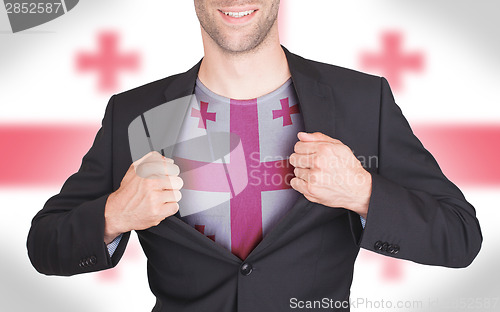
[219,9,257,18]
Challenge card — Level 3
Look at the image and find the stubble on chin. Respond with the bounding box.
[195,1,280,55]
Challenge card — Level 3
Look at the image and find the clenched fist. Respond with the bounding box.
[289,132,372,219]
[104,151,183,244]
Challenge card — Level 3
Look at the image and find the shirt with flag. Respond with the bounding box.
[173,78,304,260]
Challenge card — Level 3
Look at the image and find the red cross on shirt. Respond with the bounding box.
[191,101,217,129]
[273,97,300,127]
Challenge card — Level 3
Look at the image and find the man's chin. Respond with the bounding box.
[216,36,266,55]
[220,45,259,55]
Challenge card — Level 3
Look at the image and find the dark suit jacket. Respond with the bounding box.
[27,47,482,311]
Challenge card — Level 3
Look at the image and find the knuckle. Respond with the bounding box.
[150,151,161,159]
[293,178,303,191]
[136,163,152,178]
[164,157,174,163]
[292,156,301,167]
[166,163,180,176]
[338,145,349,155]
[293,142,302,154]
[309,167,321,175]
[305,195,318,203]
[142,177,156,188]
[167,202,179,215]
[339,145,353,157]
[298,157,308,168]
[151,219,160,227]
[334,137,344,144]
[317,144,329,154]
[138,162,152,171]
[153,215,164,226]
[148,152,163,163]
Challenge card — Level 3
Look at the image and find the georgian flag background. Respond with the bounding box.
[1,1,499,311]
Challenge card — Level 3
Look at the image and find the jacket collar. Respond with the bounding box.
[283,46,336,137]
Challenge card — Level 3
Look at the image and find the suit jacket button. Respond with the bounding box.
[240,263,253,276]
[381,242,389,252]
[89,256,97,265]
[374,241,383,251]
[393,245,400,254]
[387,244,395,254]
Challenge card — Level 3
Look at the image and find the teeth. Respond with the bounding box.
[222,10,255,18]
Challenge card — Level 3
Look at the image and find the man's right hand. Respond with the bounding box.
[103,151,183,244]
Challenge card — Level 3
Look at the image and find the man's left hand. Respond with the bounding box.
[289,132,372,219]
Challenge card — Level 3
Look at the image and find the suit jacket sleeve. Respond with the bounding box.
[355,77,482,268]
[27,96,130,276]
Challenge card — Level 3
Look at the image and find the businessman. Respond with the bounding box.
[27,1,482,311]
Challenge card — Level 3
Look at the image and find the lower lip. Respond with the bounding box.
[218,10,258,24]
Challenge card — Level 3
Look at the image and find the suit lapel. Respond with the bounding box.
[156,48,338,261]
[284,47,337,137]
[163,60,201,102]
[246,48,338,258]
[128,61,202,162]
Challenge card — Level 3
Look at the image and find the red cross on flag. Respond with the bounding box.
[360,31,424,91]
[76,31,140,92]
[191,101,216,129]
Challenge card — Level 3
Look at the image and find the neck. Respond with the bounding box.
[198,24,291,100]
